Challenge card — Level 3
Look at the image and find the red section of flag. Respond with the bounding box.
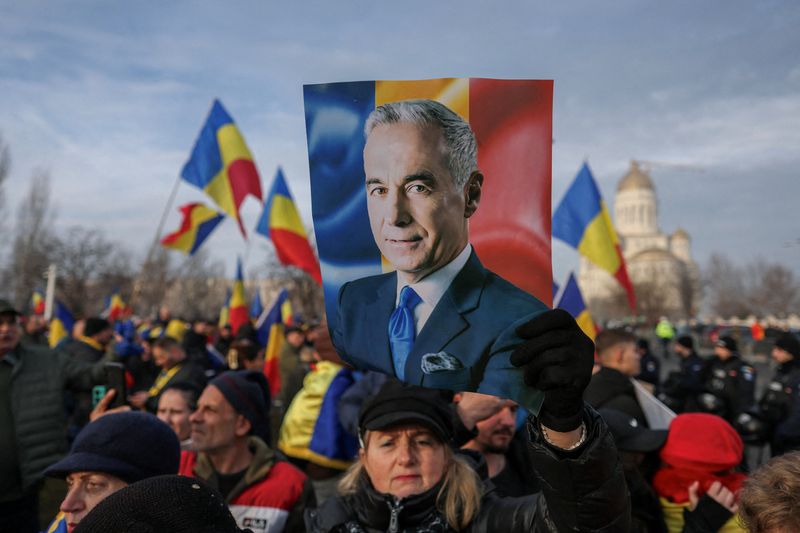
[613,244,637,310]
[270,228,323,284]
[468,79,553,305]
[228,306,249,335]
[263,347,281,395]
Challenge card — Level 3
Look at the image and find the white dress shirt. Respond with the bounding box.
[395,244,472,336]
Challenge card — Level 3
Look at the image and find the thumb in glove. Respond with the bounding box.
[510,309,595,432]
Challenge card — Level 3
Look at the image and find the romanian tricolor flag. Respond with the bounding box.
[256,289,289,394]
[556,272,597,341]
[45,512,68,533]
[30,289,45,315]
[181,100,262,236]
[160,202,225,256]
[49,300,75,348]
[553,163,636,310]
[104,290,129,322]
[278,361,358,470]
[249,289,264,321]
[256,168,321,284]
[304,78,553,327]
[228,258,248,335]
[281,298,294,327]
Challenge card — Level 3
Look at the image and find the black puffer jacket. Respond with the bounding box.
[9,341,104,491]
[306,405,630,532]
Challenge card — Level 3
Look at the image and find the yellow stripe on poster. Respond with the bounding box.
[375,78,469,121]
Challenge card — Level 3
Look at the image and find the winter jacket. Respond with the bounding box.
[5,341,104,492]
[584,366,647,426]
[305,405,630,532]
[179,436,315,533]
[59,337,107,429]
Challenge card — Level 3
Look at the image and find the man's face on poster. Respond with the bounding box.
[364,122,480,283]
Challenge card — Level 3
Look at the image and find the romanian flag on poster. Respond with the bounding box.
[181,99,262,236]
[552,163,636,310]
[556,272,597,341]
[278,361,358,470]
[160,203,225,256]
[228,259,248,335]
[256,168,322,284]
[256,289,289,394]
[49,300,75,348]
[304,79,553,327]
[30,289,45,315]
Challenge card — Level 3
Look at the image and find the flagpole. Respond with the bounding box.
[130,174,182,311]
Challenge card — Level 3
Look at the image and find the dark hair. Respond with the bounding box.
[595,328,637,356]
[161,382,201,411]
[153,336,182,352]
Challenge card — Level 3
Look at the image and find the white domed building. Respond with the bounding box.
[578,161,699,319]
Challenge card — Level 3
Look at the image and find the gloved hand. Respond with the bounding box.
[510,309,595,432]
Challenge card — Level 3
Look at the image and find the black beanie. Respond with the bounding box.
[716,335,737,353]
[359,380,454,444]
[677,335,695,350]
[775,333,800,359]
[209,370,271,443]
[74,475,250,533]
[84,317,111,338]
[45,412,180,483]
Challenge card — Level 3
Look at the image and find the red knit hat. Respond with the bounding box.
[660,413,743,471]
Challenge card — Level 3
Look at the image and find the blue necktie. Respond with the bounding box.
[388,286,422,381]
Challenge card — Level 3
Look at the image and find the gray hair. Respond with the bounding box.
[364,99,478,189]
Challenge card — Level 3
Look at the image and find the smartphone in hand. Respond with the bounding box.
[103,362,127,409]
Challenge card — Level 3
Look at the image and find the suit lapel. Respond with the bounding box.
[404,251,488,383]
[362,273,396,375]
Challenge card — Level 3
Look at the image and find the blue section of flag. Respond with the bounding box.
[250,289,264,320]
[556,272,587,318]
[256,289,288,347]
[308,368,359,462]
[191,214,225,254]
[180,99,233,189]
[552,163,603,248]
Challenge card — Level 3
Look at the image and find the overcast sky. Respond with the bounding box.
[1,1,798,289]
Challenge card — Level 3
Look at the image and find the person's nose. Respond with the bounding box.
[396,441,418,466]
[499,407,516,427]
[60,486,85,514]
[189,409,201,424]
[386,189,412,227]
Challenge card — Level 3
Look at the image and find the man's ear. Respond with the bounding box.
[463,171,483,218]
[235,414,252,437]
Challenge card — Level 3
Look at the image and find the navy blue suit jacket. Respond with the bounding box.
[332,250,548,409]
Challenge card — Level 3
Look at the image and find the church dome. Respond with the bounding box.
[629,248,679,264]
[617,160,655,192]
[672,228,689,240]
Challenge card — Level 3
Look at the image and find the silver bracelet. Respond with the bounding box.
[540,421,587,451]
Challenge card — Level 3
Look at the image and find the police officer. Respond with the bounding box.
[635,338,660,393]
[701,335,756,424]
[660,335,706,413]
[759,332,800,456]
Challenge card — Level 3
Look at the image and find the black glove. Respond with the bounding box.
[510,309,595,432]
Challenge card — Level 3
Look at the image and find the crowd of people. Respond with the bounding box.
[2,294,800,532]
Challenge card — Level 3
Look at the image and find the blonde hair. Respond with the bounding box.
[338,435,482,530]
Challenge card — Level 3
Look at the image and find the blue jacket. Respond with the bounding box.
[333,250,547,409]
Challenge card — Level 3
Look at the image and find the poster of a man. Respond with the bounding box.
[304,79,553,409]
